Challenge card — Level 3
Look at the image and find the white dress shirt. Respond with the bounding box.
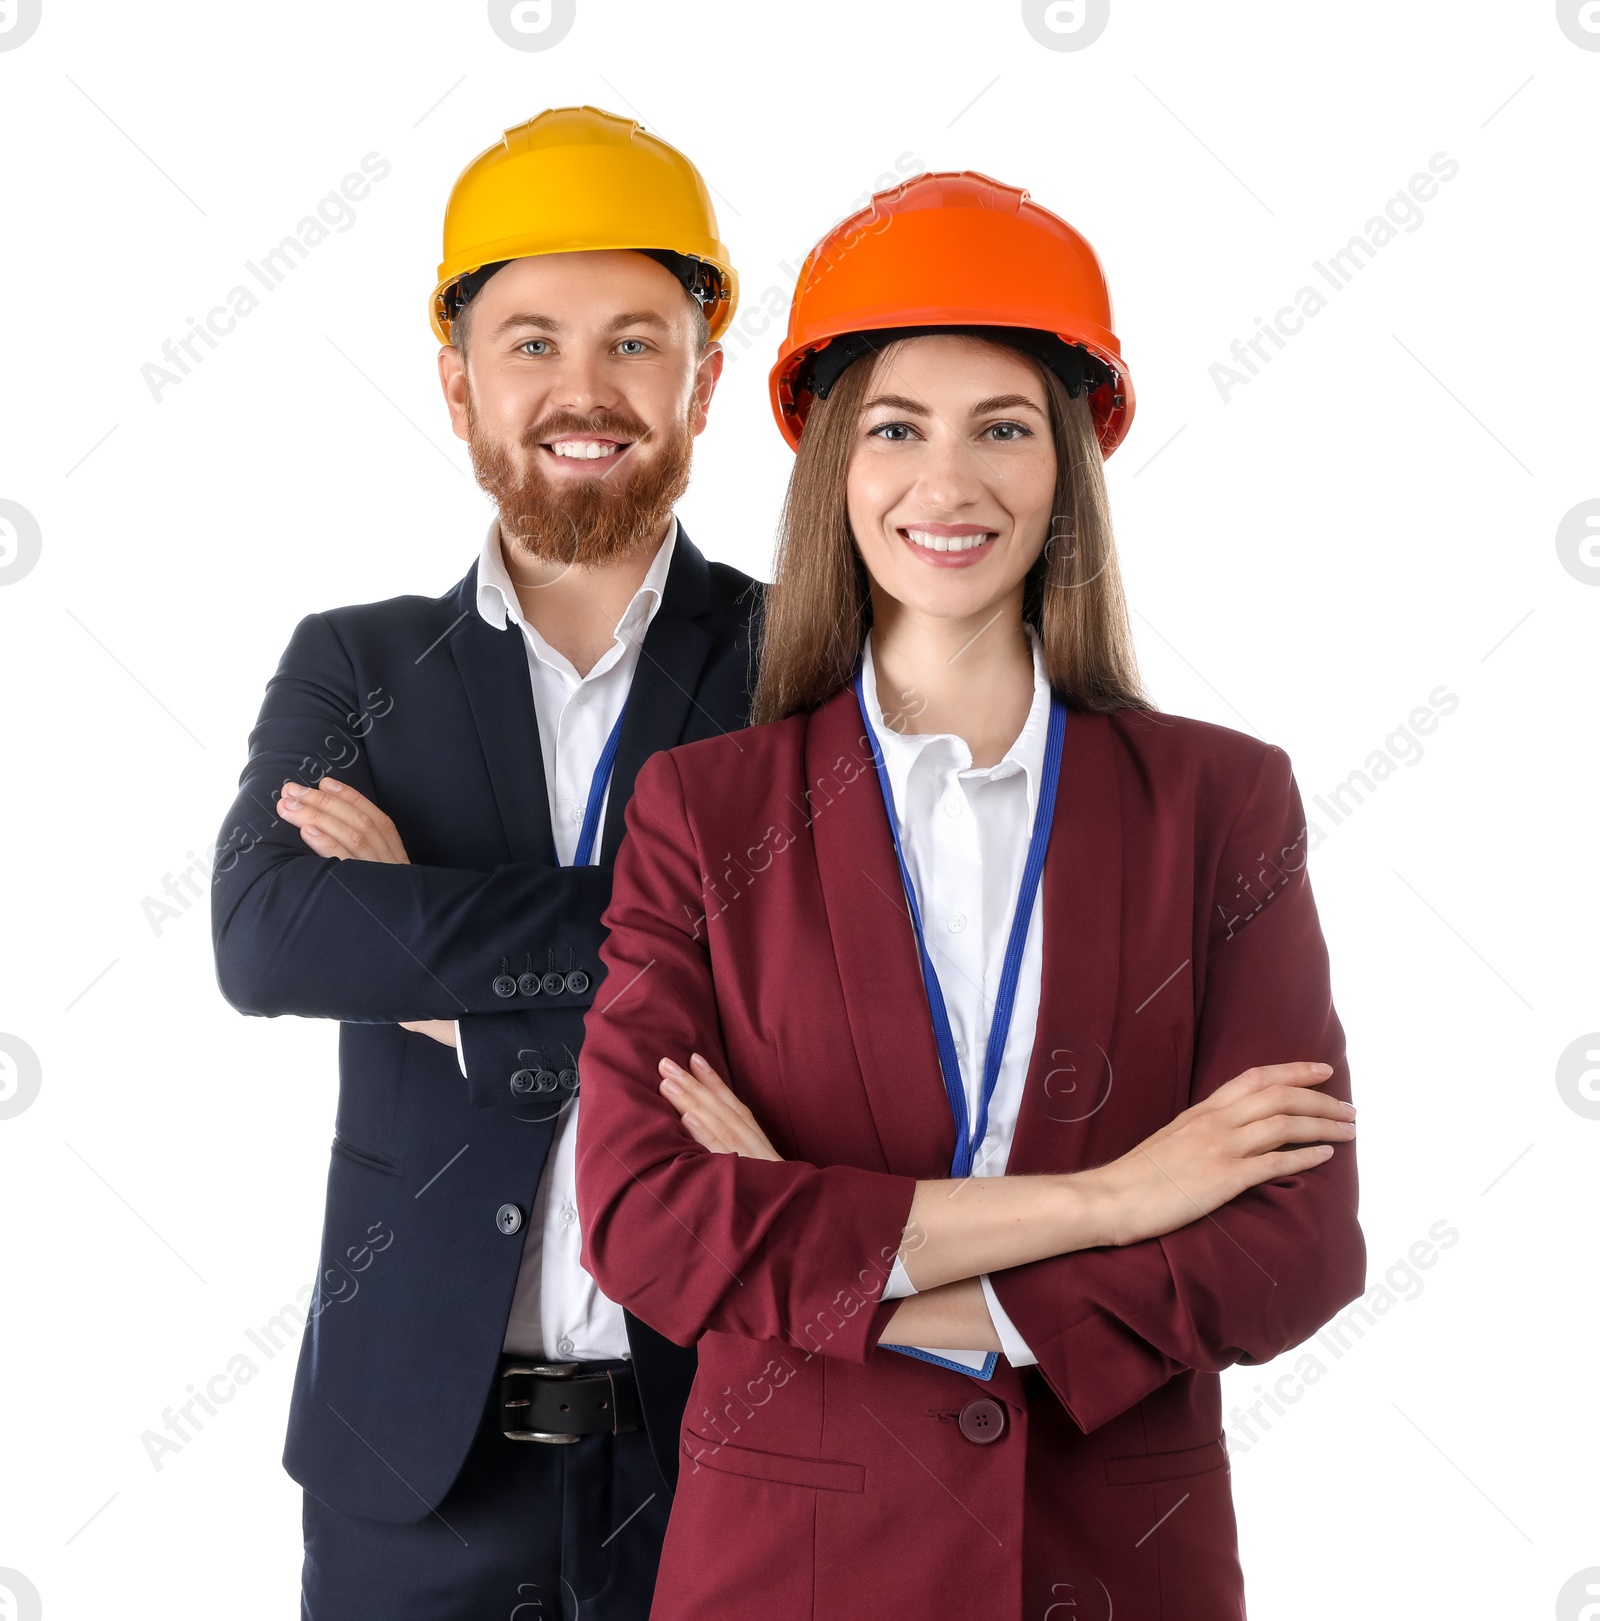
[864,627,1048,1371]
[455,515,678,1361]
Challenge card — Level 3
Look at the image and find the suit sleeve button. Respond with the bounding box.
[495,1203,523,1235]
[958,1398,1007,1445]
[493,975,517,998]
[517,972,542,996]
[510,1069,536,1095]
[563,969,590,994]
[541,971,567,995]
[558,1068,579,1091]
[534,1069,559,1093]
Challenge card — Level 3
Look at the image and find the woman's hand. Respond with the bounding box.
[1083,1060,1354,1247]
[658,1054,783,1161]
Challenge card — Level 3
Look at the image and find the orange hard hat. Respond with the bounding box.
[770,171,1134,456]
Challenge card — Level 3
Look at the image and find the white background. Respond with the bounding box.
[1,2,1596,1617]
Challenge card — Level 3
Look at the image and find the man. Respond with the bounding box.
[210,106,759,1617]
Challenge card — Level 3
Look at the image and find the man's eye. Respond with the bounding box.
[520,339,551,355]
[617,338,648,356]
[869,422,915,442]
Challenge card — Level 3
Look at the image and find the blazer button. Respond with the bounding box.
[558,1068,579,1091]
[493,974,517,998]
[958,1398,1006,1445]
[533,1069,560,1093]
[495,1203,523,1235]
[564,968,591,994]
[541,970,567,996]
[510,1069,536,1095]
[517,972,542,996]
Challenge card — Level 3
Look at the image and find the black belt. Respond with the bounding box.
[497,1356,641,1444]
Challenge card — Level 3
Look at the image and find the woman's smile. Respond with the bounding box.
[899,521,999,566]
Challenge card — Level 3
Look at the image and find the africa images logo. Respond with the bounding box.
[0,0,42,51]
[488,0,576,50]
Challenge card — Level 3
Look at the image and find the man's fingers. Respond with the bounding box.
[279,778,409,864]
[296,821,357,861]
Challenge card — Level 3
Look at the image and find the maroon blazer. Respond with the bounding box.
[576,683,1365,1621]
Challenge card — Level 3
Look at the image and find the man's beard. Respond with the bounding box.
[466,392,694,568]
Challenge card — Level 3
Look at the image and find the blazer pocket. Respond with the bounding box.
[330,1131,401,1177]
[1104,1437,1229,1487]
[682,1428,865,1494]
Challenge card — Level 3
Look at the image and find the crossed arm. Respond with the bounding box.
[210,610,602,1103]
[656,1050,1353,1353]
[577,746,1365,1426]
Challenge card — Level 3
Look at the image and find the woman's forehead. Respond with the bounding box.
[864,333,1049,402]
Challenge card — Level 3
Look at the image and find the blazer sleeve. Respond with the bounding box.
[987,743,1366,1434]
[210,610,611,1028]
[576,747,918,1358]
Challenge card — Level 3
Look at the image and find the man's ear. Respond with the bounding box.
[438,345,471,444]
[691,341,725,437]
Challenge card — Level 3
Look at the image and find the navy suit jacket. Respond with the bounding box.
[210,526,762,1521]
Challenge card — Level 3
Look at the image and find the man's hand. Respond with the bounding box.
[277,777,411,864]
[401,1020,458,1047]
[659,1053,782,1160]
[278,778,445,1043]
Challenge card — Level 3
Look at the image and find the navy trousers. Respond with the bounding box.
[301,1372,670,1620]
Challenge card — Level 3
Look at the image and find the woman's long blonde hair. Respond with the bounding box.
[751,339,1155,725]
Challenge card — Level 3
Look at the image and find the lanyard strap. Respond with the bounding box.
[570,700,629,867]
[854,669,1068,1177]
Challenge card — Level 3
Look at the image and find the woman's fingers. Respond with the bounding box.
[656,1056,782,1161]
[1236,1111,1355,1157]
[1224,1084,1354,1130]
[1206,1061,1334,1109]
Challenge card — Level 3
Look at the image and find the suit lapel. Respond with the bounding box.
[1006,709,1123,1176]
[805,687,957,1179]
[599,525,714,867]
[446,562,559,866]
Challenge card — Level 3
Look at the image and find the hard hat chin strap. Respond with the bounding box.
[798,325,1114,406]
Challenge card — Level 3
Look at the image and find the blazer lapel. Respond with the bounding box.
[599,525,714,868]
[446,562,559,866]
[805,687,958,1179]
[1006,708,1124,1177]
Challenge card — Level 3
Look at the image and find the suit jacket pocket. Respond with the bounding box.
[330,1130,401,1177]
[682,1428,865,1493]
[1103,1436,1229,1487]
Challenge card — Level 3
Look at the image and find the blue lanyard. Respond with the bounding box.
[570,701,629,867]
[853,668,1068,1178]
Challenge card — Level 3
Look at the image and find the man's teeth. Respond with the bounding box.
[905,528,993,553]
[550,440,622,460]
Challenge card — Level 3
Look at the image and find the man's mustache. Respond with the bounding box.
[522,411,653,449]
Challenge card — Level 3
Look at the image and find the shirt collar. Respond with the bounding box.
[859,623,1053,820]
[474,513,678,644]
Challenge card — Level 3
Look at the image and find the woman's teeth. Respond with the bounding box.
[904,528,993,553]
[550,440,622,459]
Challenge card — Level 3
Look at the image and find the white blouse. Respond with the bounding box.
[863,627,1047,1370]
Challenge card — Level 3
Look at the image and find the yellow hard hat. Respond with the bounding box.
[431,106,738,344]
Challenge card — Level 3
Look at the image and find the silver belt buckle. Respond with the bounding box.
[501,1360,585,1444]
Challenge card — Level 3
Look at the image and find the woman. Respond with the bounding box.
[575,172,1363,1621]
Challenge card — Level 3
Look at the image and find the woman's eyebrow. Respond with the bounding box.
[968,393,1047,416]
[860,393,931,415]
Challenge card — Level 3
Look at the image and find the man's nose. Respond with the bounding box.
[543,350,622,416]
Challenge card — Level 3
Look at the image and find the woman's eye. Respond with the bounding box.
[617,338,648,356]
[868,422,916,442]
[984,421,1032,441]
